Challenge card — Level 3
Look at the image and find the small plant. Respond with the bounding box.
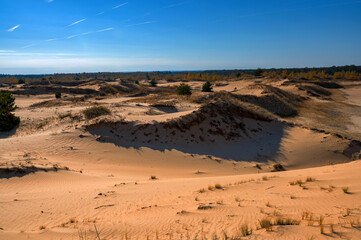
[306,177,315,182]
[342,187,349,194]
[259,218,272,231]
[319,215,324,234]
[150,79,157,87]
[274,218,300,226]
[195,196,199,201]
[199,188,206,193]
[202,81,213,92]
[254,163,261,169]
[208,185,215,191]
[262,176,268,181]
[58,112,72,119]
[240,223,252,237]
[266,202,271,208]
[214,183,222,189]
[290,195,296,199]
[271,163,285,172]
[39,225,46,230]
[330,223,334,234]
[346,208,351,216]
[176,83,192,95]
[55,91,61,99]
[150,175,157,180]
[296,179,303,186]
[83,106,111,119]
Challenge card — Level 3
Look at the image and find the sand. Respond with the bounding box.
[0,78,360,239]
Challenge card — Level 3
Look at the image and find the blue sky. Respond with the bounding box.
[0,0,361,74]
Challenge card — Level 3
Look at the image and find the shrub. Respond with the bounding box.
[176,83,192,95]
[254,68,263,77]
[150,175,157,180]
[202,81,213,92]
[150,79,157,87]
[0,91,20,131]
[99,85,119,95]
[83,106,111,119]
[272,163,285,172]
[18,79,25,84]
[342,187,349,194]
[55,91,61,99]
[215,183,222,189]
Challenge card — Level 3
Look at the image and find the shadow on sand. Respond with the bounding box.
[88,121,287,162]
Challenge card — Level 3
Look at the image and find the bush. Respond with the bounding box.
[55,91,61,99]
[176,83,192,95]
[18,79,25,84]
[150,79,157,87]
[99,85,119,95]
[202,81,213,92]
[254,68,263,77]
[83,106,111,119]
[0,91,20,131]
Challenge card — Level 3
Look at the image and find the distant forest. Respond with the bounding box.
[1,65,360,83]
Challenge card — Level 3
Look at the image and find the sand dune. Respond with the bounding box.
[1,77,360,239]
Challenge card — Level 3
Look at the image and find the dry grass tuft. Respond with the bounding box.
[240,223,252,237]
[342,186,349,194]
[83,106,111,119]
[259,218,273,231]
[306,177,316,182]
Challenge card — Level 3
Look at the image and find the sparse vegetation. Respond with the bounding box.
[150,175,157,180]
[342,187,349,194]
[214,183,222,189]
[83,106,111,119]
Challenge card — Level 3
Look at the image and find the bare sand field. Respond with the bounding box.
[1,77,360,239]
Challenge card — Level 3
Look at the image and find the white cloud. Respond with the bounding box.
[113,2,128,9]
[96,11,105,16]
[45,38,58,42]
[0,50,16,53]
[97,28,113,32]
[8,25,20,32]
[67,18,87,27]
[21,44,35,49]
[66,34,81,39]
[127,21,155,27]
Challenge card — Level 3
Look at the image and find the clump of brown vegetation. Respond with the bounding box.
[83,106,111,119]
